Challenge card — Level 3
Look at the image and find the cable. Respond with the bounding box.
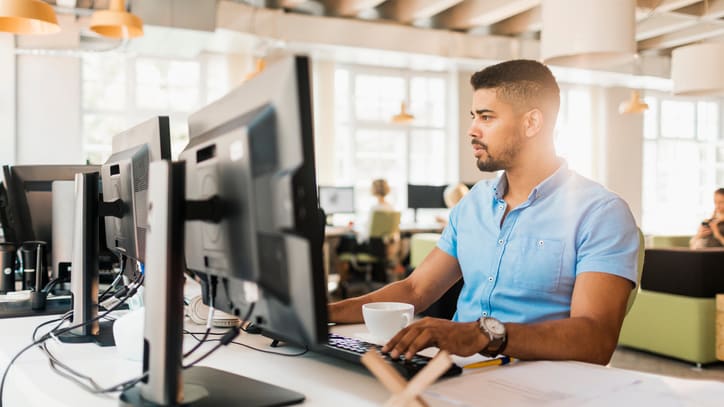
[182,327,240,369]
[1,272,142,406]
[183,328,211,358]
[0,341,41,407]
[183,331,308,357]
[98,255,126,302]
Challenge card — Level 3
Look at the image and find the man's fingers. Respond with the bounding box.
[404,330,433,359]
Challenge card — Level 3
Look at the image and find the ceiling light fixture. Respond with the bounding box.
[619,90,649,114]
[391,101,414,124]
[244,58,266,81]
[541,0,636,68]
[671,43,724,97]
[0,0,60,35]
[89,0,143,39]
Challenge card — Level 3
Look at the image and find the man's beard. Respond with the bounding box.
[473,132,523,172]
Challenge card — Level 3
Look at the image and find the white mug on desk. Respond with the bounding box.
[362,302,414,342]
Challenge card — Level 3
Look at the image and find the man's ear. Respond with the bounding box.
[523,109,544,139]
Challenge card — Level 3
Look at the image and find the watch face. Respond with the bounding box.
[484,318,505,335]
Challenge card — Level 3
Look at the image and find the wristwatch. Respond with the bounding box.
[478,316,507,357]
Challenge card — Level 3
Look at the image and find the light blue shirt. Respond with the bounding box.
[437,162,639,324]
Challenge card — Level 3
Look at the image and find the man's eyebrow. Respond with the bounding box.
[472,109,495,115]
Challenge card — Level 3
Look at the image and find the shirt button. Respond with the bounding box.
[498,239,504,245]
[498,205,504,209]
[482,312,488,316]
[488,276,494,282]
[538,240,544,246]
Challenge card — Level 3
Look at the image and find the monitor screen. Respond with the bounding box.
[0,164,108,279]
[101,116,171,276]
[318,186,355,214]
[407,184,447,209]
[182,55,327,347]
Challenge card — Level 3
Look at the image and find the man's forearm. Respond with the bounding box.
[329,279,426,323]
[504,317,620,365]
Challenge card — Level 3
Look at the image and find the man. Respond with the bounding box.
[328,59,639,365]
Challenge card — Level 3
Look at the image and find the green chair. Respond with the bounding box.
[647,235,691,248]
[619,247,724,366]
[337,211,401,297]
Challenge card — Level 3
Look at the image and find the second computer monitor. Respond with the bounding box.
[407,184,447,209]
[182,55,327,347]
[318,186,355,215]
[101,117,171,276]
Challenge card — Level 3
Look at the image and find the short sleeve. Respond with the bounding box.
[436,204,460,258]
[576,197,640,286]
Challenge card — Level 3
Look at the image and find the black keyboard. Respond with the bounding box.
[319,333,462,380]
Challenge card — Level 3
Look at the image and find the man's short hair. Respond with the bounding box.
[715,188,724,196]
[470,59,560,128]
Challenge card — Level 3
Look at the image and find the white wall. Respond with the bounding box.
[0,34,15,165]
[598,87,644,225]
[16,55,82,164]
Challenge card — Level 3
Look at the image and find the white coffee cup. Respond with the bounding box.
[362,302,414,342]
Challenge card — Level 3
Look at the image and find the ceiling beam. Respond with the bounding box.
[488,5,541,36]
[321,0,387,17]
[433,0,540,30]
[638,19,724,50]
[670,0,724,19]
[636,0,704,13]
[636,12,698,40]
[377,0,463,23]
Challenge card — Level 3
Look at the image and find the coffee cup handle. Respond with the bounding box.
[401,313,410,328]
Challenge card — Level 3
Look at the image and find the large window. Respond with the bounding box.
[81,53,229,164]
[333,66,450,222]
[642,96,722,235]
[554,86,594,179]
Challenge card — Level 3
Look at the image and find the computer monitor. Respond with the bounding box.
[0,164,109,280]
[407,184,447,209]
[182,55,327,349]
[100,117,171,277]
[318,186,355,214]
[122,55,325,405]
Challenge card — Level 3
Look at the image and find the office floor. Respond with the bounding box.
[610,346,724,381]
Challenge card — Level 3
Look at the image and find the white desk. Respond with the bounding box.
[1,316,722,406]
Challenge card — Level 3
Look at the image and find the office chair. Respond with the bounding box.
[337,210,401,298]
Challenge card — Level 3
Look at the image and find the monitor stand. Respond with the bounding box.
[120,161,304,406]
[57,172,114,347]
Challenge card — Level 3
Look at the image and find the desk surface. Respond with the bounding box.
[1,316,722,406]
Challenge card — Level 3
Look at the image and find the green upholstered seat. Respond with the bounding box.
[619,290,717,364]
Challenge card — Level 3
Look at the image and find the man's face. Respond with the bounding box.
[468,88,524,172]
[715,192,724,215]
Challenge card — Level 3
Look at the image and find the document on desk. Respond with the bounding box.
[423,360,723,407]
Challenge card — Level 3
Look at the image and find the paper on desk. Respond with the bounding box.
[424,361,650,407]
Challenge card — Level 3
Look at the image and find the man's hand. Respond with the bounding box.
[381,317,488,360]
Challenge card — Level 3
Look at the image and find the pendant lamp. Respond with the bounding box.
[244,58,266,81]
[541,0,636,68]
[89,0,143,39]
[619,90,649,114]
[671,43,724,97]
[391,101,414,124]
[0,0,60,35]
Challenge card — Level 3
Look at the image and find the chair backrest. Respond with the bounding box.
[626,228,645,315]
[648,235,691,248]
[368,210,401,239]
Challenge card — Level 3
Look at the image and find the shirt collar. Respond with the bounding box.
[491,159,570,203]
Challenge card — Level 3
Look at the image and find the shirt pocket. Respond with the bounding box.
[511,237,564,292]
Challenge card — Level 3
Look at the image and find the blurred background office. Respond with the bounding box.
[2,0,724,285]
